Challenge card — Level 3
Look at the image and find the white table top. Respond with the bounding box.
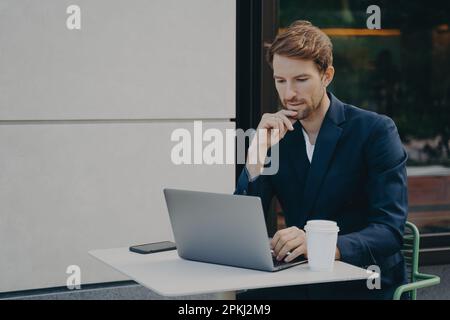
[89,247,371,297]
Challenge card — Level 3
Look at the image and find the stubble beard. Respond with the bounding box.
[293,89,326,121]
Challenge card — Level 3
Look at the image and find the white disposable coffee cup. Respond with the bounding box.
[304,220,339,271]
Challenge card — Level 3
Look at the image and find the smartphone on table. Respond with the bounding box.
[129,241,177,254]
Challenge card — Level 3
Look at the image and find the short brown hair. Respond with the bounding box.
[265,20,333,73]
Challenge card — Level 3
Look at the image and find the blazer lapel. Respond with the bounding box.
[286,120,310,183]
[299,93,346,223]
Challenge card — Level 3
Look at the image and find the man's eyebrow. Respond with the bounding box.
[273,73,311,79]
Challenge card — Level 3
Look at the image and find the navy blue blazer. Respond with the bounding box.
[235,92,408,299]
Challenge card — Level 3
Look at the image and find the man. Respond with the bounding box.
[235,20,408,299]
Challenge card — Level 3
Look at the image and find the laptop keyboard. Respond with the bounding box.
[272,253,307,267]
[268,242,307,267]
[272,256,289,267]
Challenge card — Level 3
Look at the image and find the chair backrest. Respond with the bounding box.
[395,221,441,300]
[401,221,420,284]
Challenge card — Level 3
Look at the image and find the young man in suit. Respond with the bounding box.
[235,20,408,299]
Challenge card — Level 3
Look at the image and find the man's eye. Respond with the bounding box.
[297,78,308,82]
[276,80,286,84]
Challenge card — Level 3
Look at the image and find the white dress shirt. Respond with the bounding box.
[302,128,315,163]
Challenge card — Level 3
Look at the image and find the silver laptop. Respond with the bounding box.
[163,188,307,272]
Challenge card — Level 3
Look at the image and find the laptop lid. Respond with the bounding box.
[163,188,276,271]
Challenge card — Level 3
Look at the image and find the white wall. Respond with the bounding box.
[0,0,236,292]
[0,0,235,120]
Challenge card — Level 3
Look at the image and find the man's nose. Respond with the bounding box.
[285,84,296,100]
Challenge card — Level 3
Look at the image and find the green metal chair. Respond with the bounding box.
[393,221,441,300]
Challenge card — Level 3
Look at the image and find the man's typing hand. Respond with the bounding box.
[270,226,307,263]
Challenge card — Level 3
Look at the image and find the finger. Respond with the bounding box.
[276,228,303,254]
[262,119,279,145]
[274,227,304,256]
[268,128,279,147]
[277,113,295,131]
[264,117,279,132]
[260,117,279,130]
[269,119,282,145]
[276,118,287,138]
[275,118,284,139]
[277,238,302,260]
[271,227,297,250]
[284,244,307,262]
[270,230,281,250]
[254,127,268,148]
[277,114,291,140]
[270,229,288,251]
[273,230,298,256]
[279,110,298,122]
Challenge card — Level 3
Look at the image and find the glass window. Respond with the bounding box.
[277,0,450,234]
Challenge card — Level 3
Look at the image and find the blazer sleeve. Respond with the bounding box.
[234,166,275,218]
[336,115,408,268]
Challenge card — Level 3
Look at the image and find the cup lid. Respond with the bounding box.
[305,220,339,232]
[306,220,337,227]
[305,225,339,232]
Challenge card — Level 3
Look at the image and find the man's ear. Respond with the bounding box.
[323,66,335,88]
